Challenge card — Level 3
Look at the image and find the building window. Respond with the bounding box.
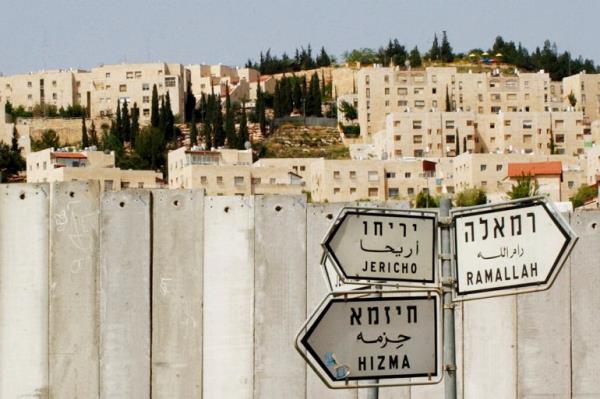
[349,171,356,179]
[405,172,411,178]
[414,100,425,108]
[27,81,32,88]
[135,71,142,79]
[523,120,533,129]
[217,176,223,184]
[496,164,502,171]
[334,188,341,194]
[480,164,487,171]
[138,182,144,188]
[368,171,379,182]
[413,120,422,129]
[407,187,415,195]
[413,135,423,144]
[121,182,130,189]
[445,120,455,129]
[350,187,356,194]
[446,135,455,143]
[104,180,113,191]
[368,188,379,197]
[200,176,207,184]
[384,88,390,95]
[119,84,127,92]
[143,96,150,103]
[142,83,150,91]
[386,172,396,178]
[388,188,399,197]
[234,176,244,185]
[333,171,340,179]
[165,77,176,87]
[568,181,574,189]
[143,109,150,116]
[126,72,134,79]
[397,87,407,95]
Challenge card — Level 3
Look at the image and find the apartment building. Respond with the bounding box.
[563,72,600,122]
[0,69,79,111]
[374,111,586,160]
[187,64,266,102]
[76,62,187,122]
[27,148,161,191]
[167,147,304,194]
[356,66,561,140]
[452,152,586,201]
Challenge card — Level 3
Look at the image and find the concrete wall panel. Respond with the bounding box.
[203,196,255,399]
[254,196,307,399]
[49,181,100,399]
[463,297,517,399]
[571,211,600,398]
[152,190,204,398]
[99,191,151,399]
[306,204,358,399]
[0,184,49,398]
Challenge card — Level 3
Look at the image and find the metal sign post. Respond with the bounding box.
[440,197,457,399]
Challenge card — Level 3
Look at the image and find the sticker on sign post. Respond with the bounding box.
[322,208,438,287]
[451,197,578,301]
[295,290,443,389]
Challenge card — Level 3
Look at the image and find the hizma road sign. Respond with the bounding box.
[322,208,438,286]
[295,291,442,388]
[452,198,577,300]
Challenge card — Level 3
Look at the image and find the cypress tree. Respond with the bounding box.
[463,136,467,154]
[89,120,99,147]
[151,84,160,127]
[81,115,89,148]
[409,46,422,67]
[309,72,322,116]
[121,101,131,143]
[440,31,454,63]
[237,102,249,150]
[159,97,167,133]
[115,102,122,137]
[131,103,140,146]
[256,84,267,134]
[213,99,225,147]
[273,80,281,118]
[164,91,175,141]
[184,80,196,123]
[445,86,452,112]
[292,78,302,111]
[429,33,440,61]
[301,76,308,115]
[455,129,460,155]
[199,94,207,122]
[224,86,236,148]
[203,118,213,149]
[190,112,198,146]
[11,125,19,152]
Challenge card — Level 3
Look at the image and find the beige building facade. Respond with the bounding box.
[27,148,161,191]
[563,72,600,123]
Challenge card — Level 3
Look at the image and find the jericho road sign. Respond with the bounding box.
[322,208,437,286]
[321,254,370,292]
[295,291,442,388]
[452,198,577,300]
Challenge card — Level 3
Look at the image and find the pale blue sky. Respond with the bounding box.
[1,0,598,75]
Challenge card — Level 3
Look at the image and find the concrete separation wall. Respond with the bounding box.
[0,184,599,398]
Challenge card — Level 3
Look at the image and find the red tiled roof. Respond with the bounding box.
[259,75,272,82]
[507,161,562,178]
[51,152,87,159]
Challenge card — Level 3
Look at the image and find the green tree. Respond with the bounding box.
[455,188,487,206]
[507,174,539,199]
[0,142,25,182]
[237,102,249,150]
[184,80,196,123]
[213,100,225,147]
[131,102,140,146]
[455,129,460,155]
[256,84,267,134]
[203,118,213,149]
[415,191,439,208]
[121,101,131,143]
[568,91,577,107]
[429,33,440,61]
[89,120,99,147]
[134,126,165,170]
[11,125,19,152]
[273,80,281,117]
[292,78,303,111]
[570,184,597,208]
[224,86,236,148]
[549,131,556,154]
[31,129,60,151]
[409,46,422,67]
[190,112,198,146]
[151,84,160,127]
[339,100,358,120]
[164,91,175,141]
[115,102,122,138]
[445,86,452,111]
[316,46,332,67]
[440,31,454,62]
[307,72,322,116]
[81,116,89,148]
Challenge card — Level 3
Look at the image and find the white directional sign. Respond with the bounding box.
[452,198,577,300]
[321,254,370,292]
[296,291,442,388]
[322,208,438,286]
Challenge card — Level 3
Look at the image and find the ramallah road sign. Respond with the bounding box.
[322,208,438,286]
[452,198,577,300]
[295,291,442,388]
